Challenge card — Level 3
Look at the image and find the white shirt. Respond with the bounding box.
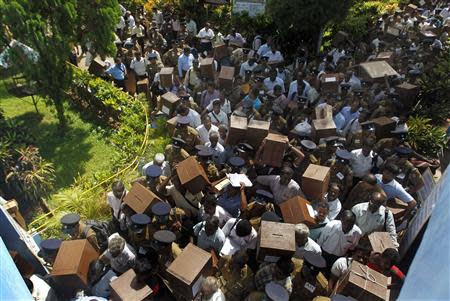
[206,99,232,115]
[130,24,145,37]
[188,108,202,128]
[107,191,127,219]
[203,289,226,301]
[196,124,219,144]
[205,141,226,165]
[220,218,258,256]
[287,79,311,101]
[130,57,147,76]
[226,33,246,45]
[351,149,383,178]
[126,15,136,28]
[327,197,342,221]
[331,257,353,278]
[208,110,229,126]
[375,174,414,203]
[198,27,215,43]
[239,61,258,77]
[317,220,362,257]
[30,275,58,301]
[295,237,322,259]
[263,77,285,93]
[116,16,125,30]
[186,19,197,35]
[200,205,232,228]
[103,234,136,274]
[264,50,284,63]
[351,202,398,248]
[256,175,305,204]
[257,43,271,57]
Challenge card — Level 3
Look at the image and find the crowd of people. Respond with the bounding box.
[26,1,450,301]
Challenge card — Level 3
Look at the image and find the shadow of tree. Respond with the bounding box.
[10,111,94,190]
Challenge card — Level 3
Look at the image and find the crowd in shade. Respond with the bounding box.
[23,1,450,301]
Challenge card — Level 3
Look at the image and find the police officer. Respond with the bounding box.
[329,149,354,198]
[197,148,221,182]
[268,105,287,134]
[349,120,376,150]
[317,136,341,165]
[162,40,182,67]
[39,239,62,265]
[173,115,202,154]
[385,146,425,195]
[165,137,190,169]
[217,250,255,301]
[129,213,151,252]
[60,213,100,252]
[152,230,180,273]
[149,202,188,246]
[294,140,319,179]
[290,252,328,301]
[228,156,246,173]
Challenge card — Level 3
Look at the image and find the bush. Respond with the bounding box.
[406,116,448,159]
[413,51,450,125]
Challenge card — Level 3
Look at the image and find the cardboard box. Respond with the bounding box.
[371,117,396,139]
[166,116,178,135]
[161,92,180,116]
[405,3,417,14]
[166,243,212,299]
[88,58,107,76]
[136,78,149,94]
[359,61,398,82]
[218,66,235,90]
[52,239,99,294]
[176,157,209,194]
[386,198,408,224]
[302,164,330,201]
[227,115,248,146]
[395,82,419,108]
[336,260,391,301]
[124,182,163,214]
[368,232,397,254]
[375,51,394,65]
[311,118,337,142]
[213,43,228,60]
[200,57,215,80]
[290,146,305,166]
[260,133,289,167]
[110,269,153,301]
[385,27,400,40]
[321,74,340,93]
[279,196,316,227]
[160,67,174,88]
[246,119,270,149]
[257,221,296,262]
[125,71,137,95]
[315,104,333,120]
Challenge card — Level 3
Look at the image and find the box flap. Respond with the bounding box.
[166,243,211,284]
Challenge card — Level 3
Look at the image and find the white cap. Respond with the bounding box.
[154,153,165,164]
[265,282,289,301]
[294,121,311,136]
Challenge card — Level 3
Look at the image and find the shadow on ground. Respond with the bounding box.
[9,111,94,190]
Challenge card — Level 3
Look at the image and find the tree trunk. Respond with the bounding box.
[53,97,66,135]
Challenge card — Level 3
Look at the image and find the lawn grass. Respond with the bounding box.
[0,80,116,191]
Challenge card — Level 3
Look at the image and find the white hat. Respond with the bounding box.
[154,153,165,164]
[265,282,289,301]
[294,121,311,136]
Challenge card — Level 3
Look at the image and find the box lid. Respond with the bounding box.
[176,157,208,186]
[248,119,270,131]
[230,115,248,130]
[161,92,180,104]
[166,243,211,285]
[359,61,398,80]
[124,182,162,214]
[303,164,330,181]
[368,232,397,254]
[200,57,214,65]
[52,239,99,282]
[265,132,289,143]
[110,269,152,301]
[279,196,316,225]
[345,261,391,300]
[371,116,395,126]
[312,118,336,130]
[219,66,235,79]
[160,67,174,75]
[259,221,296,251]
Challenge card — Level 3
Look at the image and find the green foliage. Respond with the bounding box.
[229,11,274,40]
[413,50,450,125]
[5,146,55,203]
[0,0,120,130]
[333,0,399,40]
[406,116,448,159]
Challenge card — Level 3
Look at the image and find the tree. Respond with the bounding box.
[267,0,355,54]
[0,0,120,134]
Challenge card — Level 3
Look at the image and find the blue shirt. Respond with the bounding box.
[376,174,414,203]
[106,63,126,80]
[339,106,360,127]
[334,112,346,131]
[243,95,262,110]
[217,192,241,218]
[177,53,194,77]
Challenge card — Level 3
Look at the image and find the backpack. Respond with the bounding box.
[83,220,113,252]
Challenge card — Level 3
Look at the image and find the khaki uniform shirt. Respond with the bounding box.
[163,48,182,67]
[217,255,254,301]
[173,127,202,153]
[164,144,190,168]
